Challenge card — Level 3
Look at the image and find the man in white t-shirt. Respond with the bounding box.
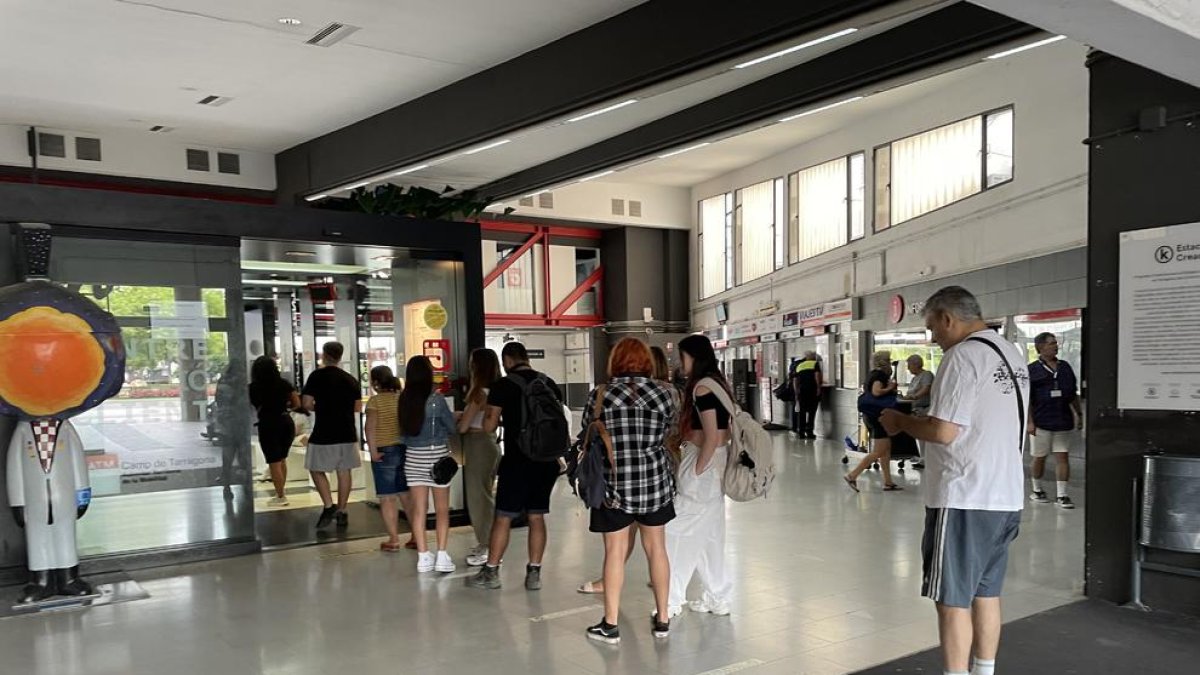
[881,286,1028,675]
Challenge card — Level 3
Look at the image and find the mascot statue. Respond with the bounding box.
[1,224,125,605]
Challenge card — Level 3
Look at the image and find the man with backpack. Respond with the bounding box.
[467,342,569,591]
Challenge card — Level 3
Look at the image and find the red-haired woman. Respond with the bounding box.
[580,337,678,645]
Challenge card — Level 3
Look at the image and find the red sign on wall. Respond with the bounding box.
[889,295,906,324]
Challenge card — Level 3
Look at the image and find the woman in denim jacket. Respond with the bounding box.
[398,356,458,574]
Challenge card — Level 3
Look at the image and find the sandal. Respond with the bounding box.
[405,538,418,550]
[380,541,402,552]
[883,484,904,491]
[843,475,860,493]
[578,580,604,594]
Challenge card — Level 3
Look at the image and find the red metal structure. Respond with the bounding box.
[481,221,605,328]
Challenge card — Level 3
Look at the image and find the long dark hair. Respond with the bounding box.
[370,365,400,393]
[650,345,670,382]
[467,348,500,405]
[251,355,282,386]
[398,356,434,437]
[679,334,730,434]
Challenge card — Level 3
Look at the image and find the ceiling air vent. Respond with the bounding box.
[306,22,360,47]
[538,192,554,209]
[75,137,102,162]
[186,149,211,172]
[197,95,233,107]
[518,196,534,207]
[37,132,66,158]
[611,199,625,216]
[217,152,241,175]
[628,200,643,218]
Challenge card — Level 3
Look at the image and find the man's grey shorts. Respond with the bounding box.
[922,507,1021,608]
[305,442,362,472]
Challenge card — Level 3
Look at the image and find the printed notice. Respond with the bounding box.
[149,301,208,340]
[1119,221,1200,410]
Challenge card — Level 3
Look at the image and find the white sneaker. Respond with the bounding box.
[416,551,435,573]
[266,496,289,507]
[466,546,489,567]
[688,599,731,616]
[435,550,456,573]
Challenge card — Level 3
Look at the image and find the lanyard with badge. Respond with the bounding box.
[1040,359,1064,398]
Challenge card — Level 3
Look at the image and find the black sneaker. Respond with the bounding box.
[586,620,620,645]
[525,564,542,591]
[1029,490,1050,504]
[466,565,502,590]
[336,510,349,528]
[651,613,670,639]
[315,506,337,529]
[1056,496,1076,510]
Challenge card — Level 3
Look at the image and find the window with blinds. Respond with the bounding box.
[699,195,729,299]
[735,180,776,284]
[787,153,865,263]
[876,107,1014,231]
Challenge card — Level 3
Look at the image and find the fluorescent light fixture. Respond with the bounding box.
[242,279,309,287]
[734,28,858,69]
[304,193,329,202]
[278,17,302,26]
[577,170,615,183]
[568,99,638,123]
[387,164,429,177]
[986,35,1066,60]
[658,143,711,159]
[523,189,551,199]
[345,181,371,191]
[779,96,863,122]
[242,260,369,275]
[463,139,511,155]
[284,251,317,258]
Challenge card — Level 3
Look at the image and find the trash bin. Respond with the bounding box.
[1140,454,1200,553]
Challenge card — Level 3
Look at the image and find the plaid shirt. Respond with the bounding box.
[578,376,679,514]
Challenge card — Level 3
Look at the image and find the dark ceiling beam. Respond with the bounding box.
[274,0,903,203]
[476,3,1041,200]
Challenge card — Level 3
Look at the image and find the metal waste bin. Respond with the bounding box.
[1140,454,1200,553]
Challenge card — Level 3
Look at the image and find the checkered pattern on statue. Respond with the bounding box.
[579,377,679,515]
[31,419,61,474]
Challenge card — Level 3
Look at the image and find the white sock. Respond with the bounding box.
[972,658,996,675]
[1031,477,1043,492]
[1057,481,1068,498]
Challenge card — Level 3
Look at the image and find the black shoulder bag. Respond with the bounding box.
[967,336,1026,453]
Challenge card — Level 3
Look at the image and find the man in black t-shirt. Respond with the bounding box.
[301,342,362,529]
[467,342,563,591]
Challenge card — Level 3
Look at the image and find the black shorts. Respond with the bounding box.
[864,414,891,440]
[494,454,560,518]
[589,503,676,533]
[258,415,296,464]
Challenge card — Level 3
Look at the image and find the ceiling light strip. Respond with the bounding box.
[567,99,638,123]
[779,96,863,123]
[463,139,512,155]
[986,35,1066,60]
[577,170,616,183]
[387,164,429,177]
[658,142,711,159]
[734,28,858,69]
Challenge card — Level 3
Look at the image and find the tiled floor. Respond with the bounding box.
[0,433,1085,675]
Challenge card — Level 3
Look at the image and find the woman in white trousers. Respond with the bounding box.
[665,334,733,618]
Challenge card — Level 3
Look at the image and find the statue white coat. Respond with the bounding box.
[6,419,89,571]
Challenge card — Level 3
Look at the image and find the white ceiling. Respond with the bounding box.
[0,0,646,152]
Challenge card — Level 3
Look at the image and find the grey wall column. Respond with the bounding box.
[276,293,297,385]
[334,283,360,385]
[298,291,317,379]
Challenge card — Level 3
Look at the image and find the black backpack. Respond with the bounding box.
[510,371,570,462]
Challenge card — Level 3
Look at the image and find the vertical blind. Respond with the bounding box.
[736,180,775,284]
[792,156,848,262]
[890,116,982,225]
[699,195,728,299]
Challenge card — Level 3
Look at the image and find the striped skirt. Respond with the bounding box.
[404,444,450,487]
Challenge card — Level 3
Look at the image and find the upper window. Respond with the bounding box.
[875,107,1013,231]
[734,179,779,285]
[698,194,730,299]
[788,153,866,264]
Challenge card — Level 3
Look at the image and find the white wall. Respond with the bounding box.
[494,180,691,229]
[0,124,276,191]
[689,42,1089,330]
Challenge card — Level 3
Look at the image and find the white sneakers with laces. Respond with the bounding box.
[435,550,456,573]
[416,551,435,573]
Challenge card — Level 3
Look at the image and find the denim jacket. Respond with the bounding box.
[400,394,456,447]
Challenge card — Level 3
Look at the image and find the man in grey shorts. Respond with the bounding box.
[882,287,1027,675]
[302,342,363,529]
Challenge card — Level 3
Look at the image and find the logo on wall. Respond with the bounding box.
[423,303,448,331]
[889,295,906,324]
[1155,246,1175,264]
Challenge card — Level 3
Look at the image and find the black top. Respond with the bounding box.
[1029,359,1078,432]
[690,391,731,430]
[866,369,892,396]
[487,367,563,463]
[302,366,360,444]
[791,359,822,397]
[249,379,295,422]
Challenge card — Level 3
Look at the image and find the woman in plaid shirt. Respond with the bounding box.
[581,338,679,645]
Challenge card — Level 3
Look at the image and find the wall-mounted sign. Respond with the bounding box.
[798,304,826,328]
[909,300,926,317]
[823,298,853,323]
[727,314,782,340]
[889,295,906,324]
[782,312,799,328]
[423,303,449,330]
[803,326,827,337]
[527,349,546,360]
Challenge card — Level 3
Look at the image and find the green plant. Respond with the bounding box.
[319,183,514,221]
